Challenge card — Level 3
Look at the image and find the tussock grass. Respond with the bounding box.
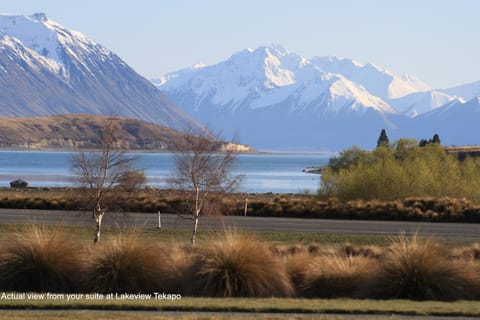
[0,224,478,300]
[340,242,383,259]
[81,232,179,294]
[270,244,309,257]
[185,231,294,297]
[454,243,480,260]
[298,254,376,298]
[366,235,479,301]
[0,225,80,292]
[284,252,312,290]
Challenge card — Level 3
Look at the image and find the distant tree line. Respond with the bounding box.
[376,129,441,149]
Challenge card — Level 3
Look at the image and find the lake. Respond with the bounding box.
[0,151,331,194]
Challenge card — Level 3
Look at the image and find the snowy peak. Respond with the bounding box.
[417,96,480,119]
[0,13,64,68]
[0,32,60,74]
[442,80,480,101]
[0,13,110,78]
[326,75,396,114]
[227,44,303,88]
[157,45,396,115]
[389,90,458,117]
[311,56,431,100]
[152,44,480,149]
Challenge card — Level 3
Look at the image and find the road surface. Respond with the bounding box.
[0,208,478,240]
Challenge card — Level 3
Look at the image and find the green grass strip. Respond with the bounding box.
[0,297,479,317]
[0,223,396,246]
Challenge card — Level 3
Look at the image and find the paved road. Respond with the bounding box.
[0,208,478,240]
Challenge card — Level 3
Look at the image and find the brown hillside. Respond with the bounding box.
[0,114,250,151]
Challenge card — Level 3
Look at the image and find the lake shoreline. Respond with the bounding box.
[0,147,336,156]
[0,151,326,193]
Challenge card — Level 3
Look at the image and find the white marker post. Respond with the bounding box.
[244,196,248,216]
[157,210,161,229]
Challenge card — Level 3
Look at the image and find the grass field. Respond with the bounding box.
[0,297,480,318]
[0,223,396,247]
[1,223,478,249]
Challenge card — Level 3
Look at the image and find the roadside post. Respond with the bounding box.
[244,196,248,216]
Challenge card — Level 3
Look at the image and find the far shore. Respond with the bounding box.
[0,147,337,156]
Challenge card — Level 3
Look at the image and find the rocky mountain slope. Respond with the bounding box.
[0,13,199,131]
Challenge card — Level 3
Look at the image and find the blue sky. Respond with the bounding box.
[2,0,479,88]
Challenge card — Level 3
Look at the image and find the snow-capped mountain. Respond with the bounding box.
[155,45,480,149]
[442,80,480,101]
[156,45,395,115]
[0,13,199,130]
[405,97,480,146]
[388,90,458,117]
[155,45,401,149]
[417,97,480,120]
[310,56,432,101]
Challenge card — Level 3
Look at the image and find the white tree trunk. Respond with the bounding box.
[93,210,104,244]
[191,213,199,246]
[191,186,200,246]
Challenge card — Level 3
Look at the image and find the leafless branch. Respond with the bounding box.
[169,127,243,245]
[71,118,142,243]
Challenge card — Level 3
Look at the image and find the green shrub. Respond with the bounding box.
[320,142,480,202]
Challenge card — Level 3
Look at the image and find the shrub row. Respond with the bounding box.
[1,190,480,222]
[246,196,480,222]
[0,227,479,300]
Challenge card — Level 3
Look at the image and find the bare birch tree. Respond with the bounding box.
[71,118,142,244]
[170,129,242,246]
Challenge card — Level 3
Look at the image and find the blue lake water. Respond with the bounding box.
[0,151,331,194]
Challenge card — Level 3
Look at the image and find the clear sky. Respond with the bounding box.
[2,0,479,88]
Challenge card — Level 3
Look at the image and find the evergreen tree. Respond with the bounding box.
[420,134,441,147]
[377,129,389,148]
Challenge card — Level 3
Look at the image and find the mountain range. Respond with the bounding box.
[0,13,199,131]
[1,13,480,151]
[155,45,480,150]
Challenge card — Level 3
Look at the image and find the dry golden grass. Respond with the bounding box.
[81,232,179,294]
[0,225,478,300]
[366,235,479,301]
[284,252,313,291]
[297,254,376,298]
[1,187,480,222]
[339,242,383,259]
[0,225,80,292]
[184,231,294,297]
